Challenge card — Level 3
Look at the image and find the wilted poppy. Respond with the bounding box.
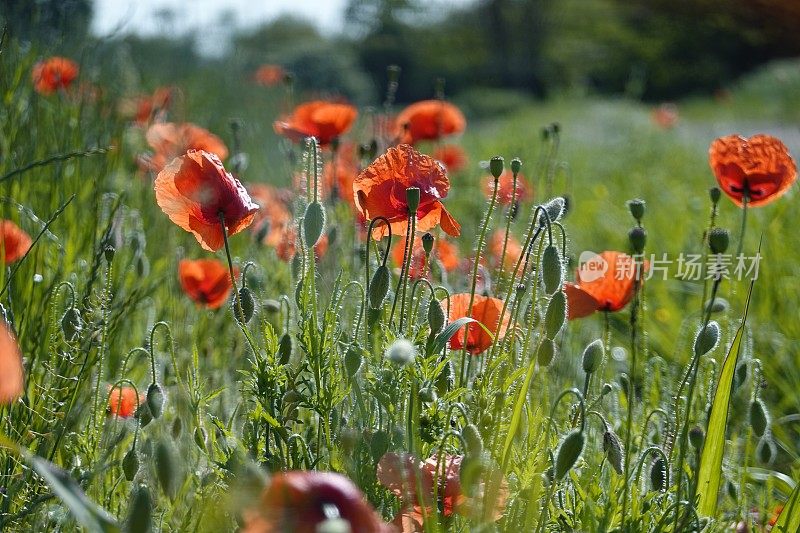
[0,321,24,405]
[651,103,678,129]
[482,170,531,205]
[565,251,647,320]
[32,57,79,95]
[155,150,258,251]
[107,385,143,418]
[354,144,461,239]
[242,471,390,533]
[446,293,510,355]
[391,236,459,279]
[486,231,522,271]
[433,144,468,173]
[709,134,797,207]
[178,258,235,309]
[274,100,358,147]
[0,221,32,264]
[395,100,466,144]
[141,122,229,173]
[253,64,286,87]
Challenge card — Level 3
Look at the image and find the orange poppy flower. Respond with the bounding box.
[391,236,459,279]
[709,134,797,207]
[395,100,466,144]
[651,103,678,129]
[31,57,79,95]
[274,100,358,147]
[0,321,24,405]
[123,87,174,126]
[155,150,258,251]
[433,144,468,173]
[565,251,647,320]
[482,170,531,205]
[768,504,784,527]
[274,226,328,262]
[354,144,461,239]
[178,258,236,309]
[0,221,32,265]
[142,122,229,172]
[486,231,522,270]
[107,385,143,418]
[249,184,294,247]
[242,471,390,533]
[253,64,286,87]
[446,293,510,355]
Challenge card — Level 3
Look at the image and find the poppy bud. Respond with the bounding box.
[386,338,415,366]
[344,344,363,378]
[435,359,454,394]
[709,186,721,205]
[155,441,178,499]
[708,227,729,254]
[735,361,748,389]
[694,320,720,356]
[406,187,421,215]
[489,156,504,180]
[581,339,604,374]
[554,429,584,480]
[303,201,325,247]
[370,430,389,461]
[262,299,281,313]
[462,424,484,457]
[601,383,613,396]
[194,426,208,450]
[603,429,624,475]
[726,480,738,501]
[138,403,153,428]
[146,383,164,419]
[536,338,556,366]
[750,399,769,437]
[123,446,139,481]
[127,484,153,533]
[650,457,666,491]
[421,232,434,255]
[757,435,775,464]
[278,333,292,365]
[171,417,182,439]
[104,245,115,263]
[538,197,566,227]
[510,157,522,176]
[427,298,445,334]
[689,426,704,450]
[628,226,646,254]
[544,290,566,340]
[369,265,390,309]
[418,386,437,403]
[327,226,338,246]
[541,245,562,296]
[627,199,646,222]
[61,307,82,342]
[235,286,255,324]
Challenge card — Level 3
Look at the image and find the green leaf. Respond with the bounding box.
[500,354,537,471]
[428,316,493,355]
[696,280,754,517]
[772,479,800,533]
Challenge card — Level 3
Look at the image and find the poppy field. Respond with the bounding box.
[4,27,800,533]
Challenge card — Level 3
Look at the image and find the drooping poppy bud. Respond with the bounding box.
[555,429,584,480]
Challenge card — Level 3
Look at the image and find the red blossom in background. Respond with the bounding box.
[432,144,468,172]
[0,322,23,405]
[142,122,229,173]
[446,293,510,355]
[0,221,32,265]
[274,101,358,146]
[32,57,79,95]
[395,100,466,144]
[565,251,648,319]
[253,64,286,87]
[107,385,143,418]
[178,258,236,309]
[482,170,531,205]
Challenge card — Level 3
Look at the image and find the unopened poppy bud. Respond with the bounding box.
[418,386,437,403]
[516,284,526,296]
[155,441,178,499]
[694,320,720,356]
[61,307,82,341]
[757,435,775,464]
[327,226,338,246]
[541,245,562,296]
[462,424,484,457]
[236,287,255,324]
[708,227,729,254]
[628,226,646,254]
[544,290,566,340]
[705,297,729,314]
[650,457,667,491]
[710,186,721,204]
[536,338,556,366]
[104,245,115,263]
[278,333,292,365]
[194,426,208,450]
[146,383,164,419]
[123,446,139,481]
[427,298,445,334]
[601,383,613,396]
[689,426,704,449]
[303,201,326,247]
[750,399,769,437]
[127,484,153,533]
[405,187,420,214]
[735,361,748,389]
[369,265,390,309]
[370,430,389,461]
[538,197,566,227]
[263,299,280,313]
[435,360,454,394]
[386,338,416,366]
[344,344,363,378]
[421,232,434,255]
[555,429,584,480]
[627,199,646,222]
[603,429,624,475]
[489,156,504,180]
[726,480,738,501]
[510,157,522,176]
[581,339,604,374]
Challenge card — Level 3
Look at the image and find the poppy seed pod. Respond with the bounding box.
[61,307,82,341]
[555,429,585,480]
[122,446,139,481]
[544,290,567,340]
[689,426,704,450]
[418,385,437,403]
[650,457,667,491]
[750,399,769,437]
[603,429,624,475]
[427,298,445,334]
[581,339,604,374]
[541,245,563,296]
[104,245,115,263]
[127,484,153,533]
[628,226,646,254]
[278,333,292,365]
[386,338,416,366]
[421,232,434,255]
[510,157,522,176]
[406,187,421,215]
[627,199,646,222]
[146,383,164,419]
[694,320,720,356]
[489,156,504,180]
[708,227,730,254]
[235,286,255,324]
[155,441,178,499]
[536,338,556,366]
[709,186,721,205]
[344,344,363,378]
[369,265,390,309]
[303,201,325,247]
[462,424,484,457]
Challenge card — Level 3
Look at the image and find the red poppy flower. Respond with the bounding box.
[486,231,522,270]
[0,322,24,405]
[249,184,294,248]
[142,122,229,172]
[253,64,286,87]
[274,101,358,146]
[31,57,79,95]
[482,170,531,205]
[178,259,236,309]
[709,134,797,207]
[274,226,328,262]
[651,103,678,129]
[0,221,32,265]
[433,144,468,173]
[122,87,174,126]
[242,471,390,533]
[446,293,510,355]
[391,236,459,279]
[107,385,143,418]
[354,144,461,239]
[155,150,258,251]
[565,251,648,320]
[395,100,466,144]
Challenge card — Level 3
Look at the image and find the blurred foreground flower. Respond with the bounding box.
[0,220,32,264]
[446,294,509,355]
[141,122,229,172]
[391,235,459,279]
[0,321,23,405]
[32,57,78,95]
[107,385,143,418]
[178,259,236,309]
[274,101,358,147]
[395,100,466,144]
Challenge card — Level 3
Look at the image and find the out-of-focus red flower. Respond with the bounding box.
[274,226,328,263]
[107,385,143,418]
[651,103,679,129]
[354,144,460,239]
[32,57,79,95]
[391,235,459,279]
[0,221,32,265]
[0,321,23,405]
[395,100,466,144]
[482,170,531,205]
[242,471,391,533]
[566,251,648,320]
[709,134,797,208]
[141,122,229,173]
[768,504,784,527]
[253,64,286,87]
[432,145,468,173]
[155,150,258,251]
[274,101,358,147]
[249,184,294,248]
[486,231,522,271]
[446,293,510,355]
[178,258,235,309]
[122,87,174,126]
